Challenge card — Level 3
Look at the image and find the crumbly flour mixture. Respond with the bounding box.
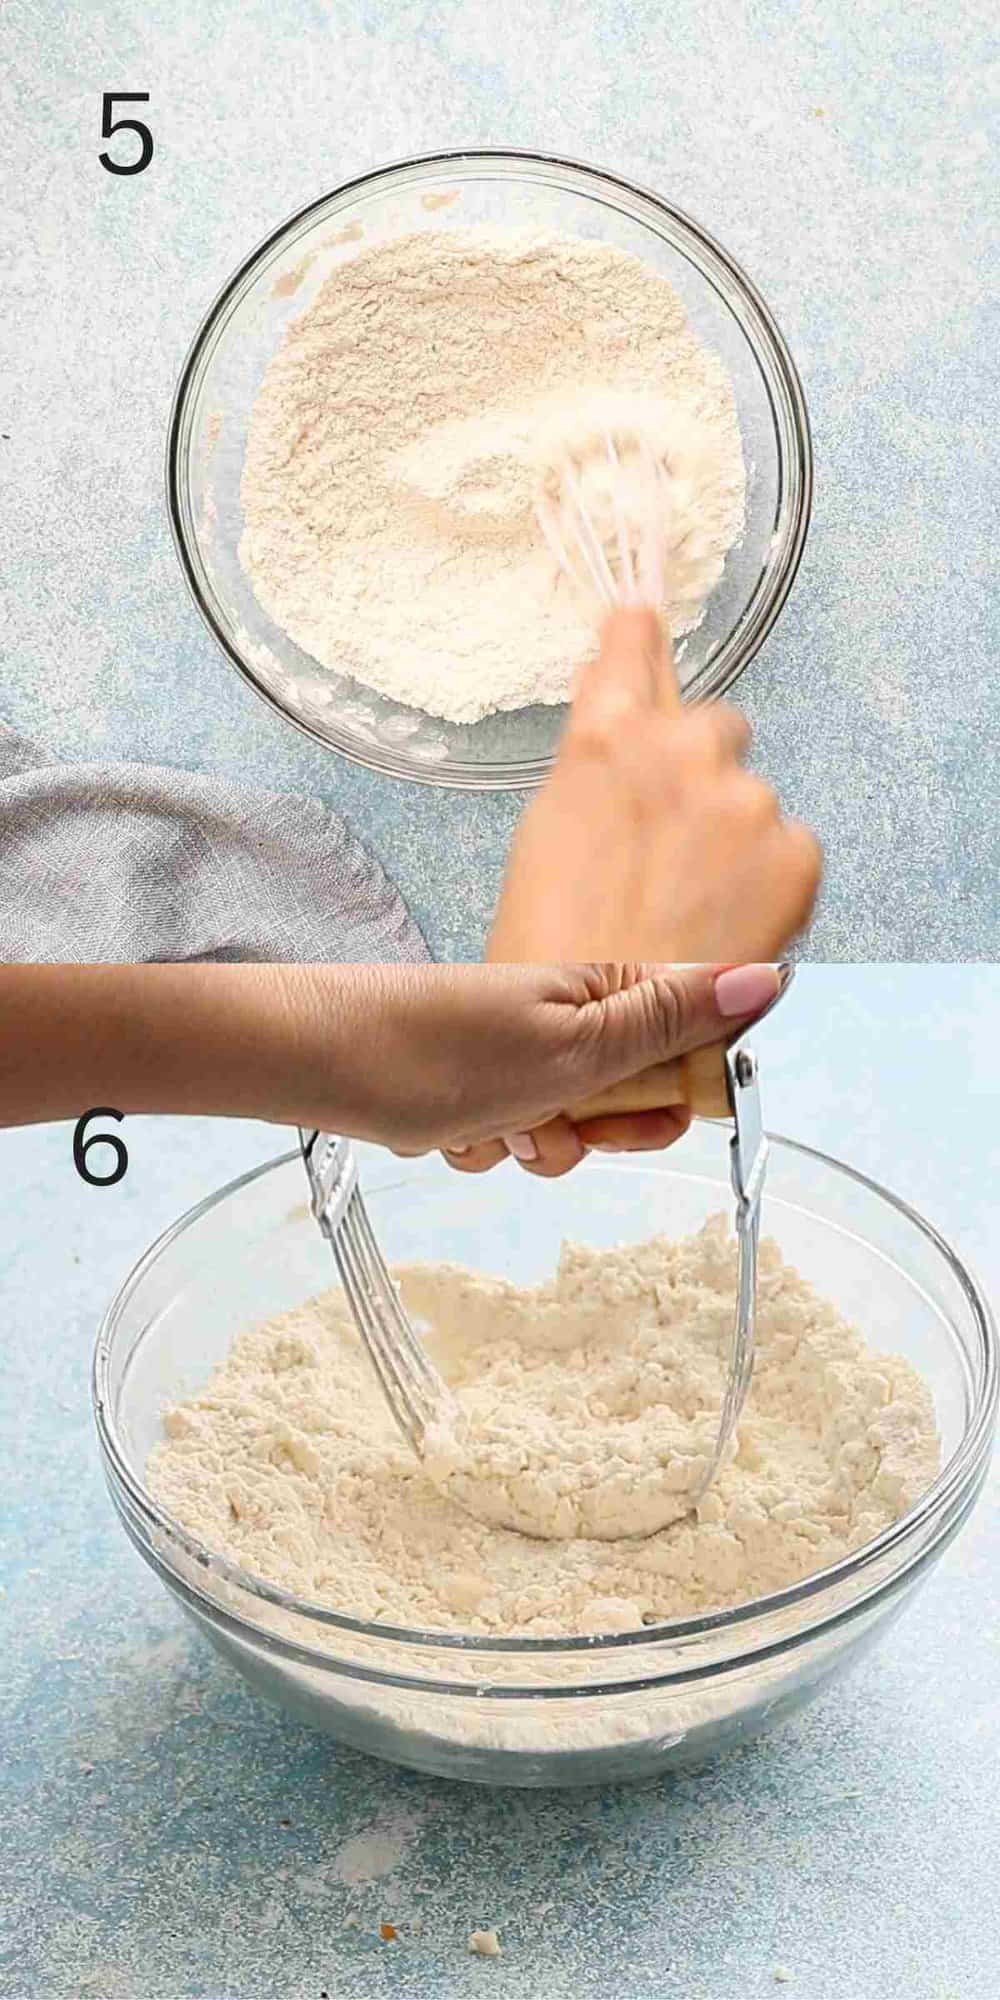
[148,1220,938,1639]
[239,229,746,725]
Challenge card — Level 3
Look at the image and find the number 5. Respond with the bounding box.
[99,93,153,176]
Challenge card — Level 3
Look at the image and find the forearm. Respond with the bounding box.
[0,964,382,1132]
[0,962,781,1166]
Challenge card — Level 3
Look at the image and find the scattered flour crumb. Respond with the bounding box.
[332,1813,418,1886]
[270,254,316,299]
[469,1929,503,1957]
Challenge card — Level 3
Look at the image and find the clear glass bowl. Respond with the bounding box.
[167,149,813,790]
[93,1129,996,1788]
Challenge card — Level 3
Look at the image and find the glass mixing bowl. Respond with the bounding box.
[93,1129,996,1788]
[167,148,812,789]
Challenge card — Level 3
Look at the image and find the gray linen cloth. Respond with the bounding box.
[0,724,429,963]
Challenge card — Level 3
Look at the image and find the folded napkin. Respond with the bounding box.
[0,724,428,963]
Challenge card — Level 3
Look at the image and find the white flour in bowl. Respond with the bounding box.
[147,1219,938,1640]
[238,229,746,724]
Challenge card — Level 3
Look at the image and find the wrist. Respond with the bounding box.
[125,964,401,1138]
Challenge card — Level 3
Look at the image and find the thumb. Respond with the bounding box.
[576,962,786,1094]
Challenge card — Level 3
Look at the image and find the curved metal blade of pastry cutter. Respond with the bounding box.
[298,1128,456,1456]
[693,963,796,1500]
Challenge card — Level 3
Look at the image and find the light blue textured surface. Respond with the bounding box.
[2,967,999,1999]
[1,1,998,959]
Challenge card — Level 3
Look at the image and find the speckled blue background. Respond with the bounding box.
[3,966,999,1998]
[1,0,997,959]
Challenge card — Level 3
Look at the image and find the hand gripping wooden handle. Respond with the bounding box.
[569,1039,731,1122]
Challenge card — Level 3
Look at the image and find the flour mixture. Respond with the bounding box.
[147,1219,938,1638]
[239,229,746,724]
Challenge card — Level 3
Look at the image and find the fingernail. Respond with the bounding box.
[446,1143,470,1155]
[714,963,781,1018]
[504,1131,538,1162]
[591,1142,621,1153]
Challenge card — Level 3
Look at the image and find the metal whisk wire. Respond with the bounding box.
[536,431,672,612]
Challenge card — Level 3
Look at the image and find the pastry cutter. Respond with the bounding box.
[300,968,791,1534]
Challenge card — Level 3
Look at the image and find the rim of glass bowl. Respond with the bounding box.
[165,146,814,792]
[93,1135,997,1678]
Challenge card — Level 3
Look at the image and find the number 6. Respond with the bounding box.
[99,93,153,177]
[73,1108,129,1187]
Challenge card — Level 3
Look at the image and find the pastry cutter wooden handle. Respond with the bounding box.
[570,1041,731,1121]
[577,974,782,1507]
[568,965,792,1125]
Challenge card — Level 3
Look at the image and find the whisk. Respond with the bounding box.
[536,426,674,621]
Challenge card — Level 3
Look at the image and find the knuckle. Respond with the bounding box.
[685,705,751,770]
[626,719,680,802]
[643,973,688,1047]
[793,821,824,877]
[681,708,726,751]
[567,693,643,763]
[785,821,824,906]
[736,774,780,828]
[726,715,753,760]
[716,697,751,738]
[444,1147,494,1176]
[522,1156,574,1180]
[567,714,624,762]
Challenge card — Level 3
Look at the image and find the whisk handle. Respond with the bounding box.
[568,1040,730,1121]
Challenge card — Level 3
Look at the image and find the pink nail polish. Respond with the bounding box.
[504,1131,538,1162]
[715,963,780,1018]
